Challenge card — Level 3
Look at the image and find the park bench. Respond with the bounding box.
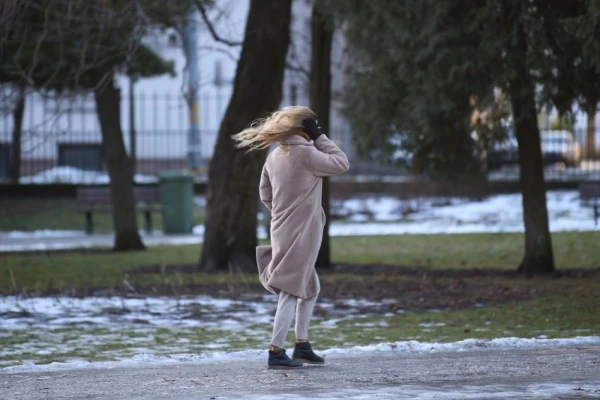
[76,186,161,234]
[580,183,600,226]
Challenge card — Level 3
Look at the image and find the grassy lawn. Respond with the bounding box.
[1,279,598,368]
[2,231,599,294]
[332,231,600,269]
[325,279,600,344]
[0,197,205,233]
[1,232,599,368]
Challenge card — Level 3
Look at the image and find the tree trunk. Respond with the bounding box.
[311,6,334,269]
[94,74,145,251]
[506,17,555,275]
[10,86,25,184]
[199,0,292,272]
[587,104,597,159]
[129,77,137,175]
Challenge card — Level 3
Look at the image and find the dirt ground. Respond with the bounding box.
[120,263,600,313]
[8,247,598,311]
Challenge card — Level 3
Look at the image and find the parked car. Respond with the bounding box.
[488,129,582,169]
[488,136,519,169]
[540,130,581,167]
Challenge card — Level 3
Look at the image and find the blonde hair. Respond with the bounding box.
[232,106,317,151]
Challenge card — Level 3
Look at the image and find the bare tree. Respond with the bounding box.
[199,0,292,271]
[310,5,334,268]
[0,0,185,250]
[9,85,25,184]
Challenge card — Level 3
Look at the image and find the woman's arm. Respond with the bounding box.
[259,165,273,211]
[308,135,350,177]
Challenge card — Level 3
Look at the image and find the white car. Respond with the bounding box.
[540,130,581,167]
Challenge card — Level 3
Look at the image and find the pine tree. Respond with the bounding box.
[326,0,599,274]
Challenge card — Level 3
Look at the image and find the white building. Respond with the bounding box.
[0,0,351,181]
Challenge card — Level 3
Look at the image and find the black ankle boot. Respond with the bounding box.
[292,342,325,364]
[268,349,303,370]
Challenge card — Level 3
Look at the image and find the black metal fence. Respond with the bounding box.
[487,127,600,182]
[0,90,599,184]
[0,91,210,182]
[0,90,359,184]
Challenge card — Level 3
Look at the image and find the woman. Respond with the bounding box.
[233,106,349,369]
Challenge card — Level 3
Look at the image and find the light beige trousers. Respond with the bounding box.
[270,291,318,348]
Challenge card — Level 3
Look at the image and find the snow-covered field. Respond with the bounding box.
[19,166,159,184]
[329,189,599,235]
[0,295,390,370]
[1,294,598,372]
[1,190,597,252]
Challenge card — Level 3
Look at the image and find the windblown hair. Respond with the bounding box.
[233,106,317,151]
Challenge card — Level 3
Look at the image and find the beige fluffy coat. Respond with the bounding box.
[256,135,349,299]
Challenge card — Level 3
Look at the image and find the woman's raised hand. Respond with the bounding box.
[302,119,323,141]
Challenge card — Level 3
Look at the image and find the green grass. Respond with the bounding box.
[1,278,598,368]
[1,245,218,294]
[2,231,599,294]
[1,231,598,368]
[331,231,600,269]
[0,197,205,233]
[316,279,600,345]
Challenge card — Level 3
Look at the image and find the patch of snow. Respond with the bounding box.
[2,230,83,238]
[1,190,598,253]
[19,166,157,184]
[330,190,599,234]
[323,336,600,355]
[419,322,446,328]
[2,336,599,374]
[0,232,204,252]
[0,295,368,332]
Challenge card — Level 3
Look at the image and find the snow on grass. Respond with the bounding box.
[2,230,83,238]
[0,295,276,331]
[2,335,599,374]
[1,190,597,252]
[322,336,600,355]
[330,189,599,234]
[19,166,157,184]
[0,231,204,252]
[1,294,599,372]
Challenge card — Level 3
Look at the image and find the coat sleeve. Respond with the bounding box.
[308,135,350,177]
[259,165,273,211]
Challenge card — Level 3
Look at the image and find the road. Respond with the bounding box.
[1,346,599,399]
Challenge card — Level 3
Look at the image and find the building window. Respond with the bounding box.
[168,33,179,48]
[0,144,9,180]
[290,84,298,105]
[58,143,103,171]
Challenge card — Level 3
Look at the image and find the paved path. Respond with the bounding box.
[2,346,599,399]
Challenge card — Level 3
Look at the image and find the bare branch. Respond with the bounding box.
[198,45,239,63]
[192,0,242,47]
[285,62,310,79]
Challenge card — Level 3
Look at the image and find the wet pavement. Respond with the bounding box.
[2,346,599,399]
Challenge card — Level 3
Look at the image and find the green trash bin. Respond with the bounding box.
[159,170,194,234]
